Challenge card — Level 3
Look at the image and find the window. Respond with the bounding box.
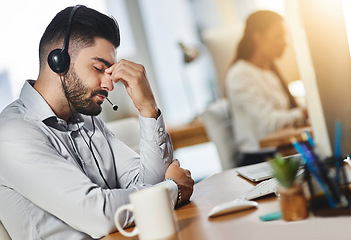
[138,0,218,125]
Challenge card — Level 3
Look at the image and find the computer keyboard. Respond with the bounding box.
[243,178,279,200]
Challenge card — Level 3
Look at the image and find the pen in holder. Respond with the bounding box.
[306,156,351,216]
[291,130,351,216]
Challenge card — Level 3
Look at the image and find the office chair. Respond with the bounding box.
[200,26,242,170]
[200,98,238,170]
[105,117,140,154]
[201,25,243,98]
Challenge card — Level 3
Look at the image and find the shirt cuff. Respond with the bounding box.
[139,109,167,142]
[156,180,178,208]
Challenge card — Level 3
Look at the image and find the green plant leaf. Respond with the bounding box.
[269,154,300,188]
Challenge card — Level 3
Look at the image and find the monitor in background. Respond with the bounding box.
[285,0,351,159]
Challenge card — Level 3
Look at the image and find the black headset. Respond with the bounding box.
[47,5,119,112]
[47,5,83,74]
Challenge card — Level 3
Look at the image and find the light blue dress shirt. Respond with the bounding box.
[0,80,176,239]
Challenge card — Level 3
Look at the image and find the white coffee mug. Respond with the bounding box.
[114,186,178,240]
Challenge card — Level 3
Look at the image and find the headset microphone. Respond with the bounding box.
[106,97,118,111]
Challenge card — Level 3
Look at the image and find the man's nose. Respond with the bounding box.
[101,74,114,91]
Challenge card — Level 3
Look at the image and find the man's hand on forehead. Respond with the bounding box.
[105,59,158,119]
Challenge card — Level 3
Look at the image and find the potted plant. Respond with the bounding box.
[269,154,309,221]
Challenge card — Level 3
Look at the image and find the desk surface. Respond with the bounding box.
[102,168,351,240]
[167,119,209,150]
[259,126,312,156]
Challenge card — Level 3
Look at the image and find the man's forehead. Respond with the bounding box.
[76,38,116,64]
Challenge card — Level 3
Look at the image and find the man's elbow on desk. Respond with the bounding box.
[72,215,116,239]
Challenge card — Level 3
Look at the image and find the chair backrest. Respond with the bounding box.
[105,117,140,154]
[0,221,11,240]
[199,98,237,170]
[201,25,243,97]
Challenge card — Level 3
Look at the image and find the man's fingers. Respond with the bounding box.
[106,59,143,75]
[171,159,180,167]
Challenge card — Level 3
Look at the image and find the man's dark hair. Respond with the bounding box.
[39,5,120,70]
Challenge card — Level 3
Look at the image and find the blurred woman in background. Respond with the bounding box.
[225,10,308,166]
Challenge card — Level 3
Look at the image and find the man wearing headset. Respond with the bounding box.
[0,5,194,240]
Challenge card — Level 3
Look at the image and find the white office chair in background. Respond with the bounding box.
[105,117,140,154]
[199,98,238,170]
[200,26,242,170]
[201,25,243,97]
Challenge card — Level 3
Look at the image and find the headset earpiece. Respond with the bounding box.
[48,48,70,74]
[47,5,82,74]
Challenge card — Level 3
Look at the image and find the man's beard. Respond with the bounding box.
[62,67,108,116]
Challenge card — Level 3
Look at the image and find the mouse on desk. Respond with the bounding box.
[207,199,258,218]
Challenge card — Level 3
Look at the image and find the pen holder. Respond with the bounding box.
[306,156,351,216]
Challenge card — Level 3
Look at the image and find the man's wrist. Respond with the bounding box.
[139,105,159,119]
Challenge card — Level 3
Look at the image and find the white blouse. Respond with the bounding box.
[226,60,304,152]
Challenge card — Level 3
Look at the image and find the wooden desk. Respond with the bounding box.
[259,126,312,156]
[102,168,351,240]
[167,120,209,150]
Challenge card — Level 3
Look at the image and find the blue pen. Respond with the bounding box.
[291,138,337,208]
[334,121,350,206]
[304,130,314,148]
[291,138,310,162]
[335,121,342,184]
[335,121,342,159]
[300,143,348,207]
[300,144,321,175]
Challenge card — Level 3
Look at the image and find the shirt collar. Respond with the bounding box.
[20,80,85,131]
[20,80,55,122]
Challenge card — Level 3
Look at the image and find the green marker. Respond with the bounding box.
[259,211,282,221]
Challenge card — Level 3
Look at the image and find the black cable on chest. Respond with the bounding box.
[60,75,111,189]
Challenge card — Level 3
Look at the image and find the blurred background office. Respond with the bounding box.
[2,0,350,182]
[225,10,308,167]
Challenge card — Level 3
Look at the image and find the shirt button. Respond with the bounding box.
[159,127,164,132]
